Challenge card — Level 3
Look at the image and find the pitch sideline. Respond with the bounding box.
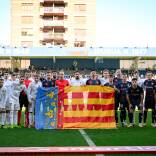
[79,129,104,156]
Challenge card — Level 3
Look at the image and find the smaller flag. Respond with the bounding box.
[35,87,58,129]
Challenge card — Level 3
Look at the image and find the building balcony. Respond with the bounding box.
[40,32,68,44]
[41,26,66,32]
[74,41,86,47]
[43,33,64,39]
[41,38,67,45]
[40,0,68,5]
[40,20,67,31]
[43,20,64,26]
[40,7,67,16]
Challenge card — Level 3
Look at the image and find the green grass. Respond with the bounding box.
[86,111,156,146]
[86,127,156,146]
[0,129,87,147]
[0,112,155,156]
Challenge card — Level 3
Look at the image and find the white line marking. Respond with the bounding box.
[79,129,104,156]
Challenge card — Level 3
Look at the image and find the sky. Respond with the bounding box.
[0,0,156,47]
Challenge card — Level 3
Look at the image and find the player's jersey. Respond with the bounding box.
[118,81,131,103]
[100,77,109,85]
[104,82,115,88]
[3,79,12,104]
[113,77,122,102]
[138,78,145,87]
[0,86,7,108]
[40,77,45,82]
[10,79,20,104]
[143,79,156,98]
[56,79,69,92]
[104,82,119,104]
[70,78,85,86]
[113,77,122,87]
[19,83,28,96]
[86,79,101,85]
[127,86,143,104]
[28,81,42,102]
[12,81,28,104]
[42,79,55,87]
[24,79,32,88]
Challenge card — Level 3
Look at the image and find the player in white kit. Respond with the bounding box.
[10,73,20,128]
[0,78,7,128]
[70,72,85,86]
[28,74,42,128]
[3,72,12,127]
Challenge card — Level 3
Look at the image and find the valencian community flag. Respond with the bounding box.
[35,86,116,129]
[61,86,116,129]
[35,87,58,129]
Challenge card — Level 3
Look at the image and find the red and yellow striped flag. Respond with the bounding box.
[62,86,116,129]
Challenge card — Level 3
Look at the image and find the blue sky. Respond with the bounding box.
[0,0,10,45]
[0,0,156,47]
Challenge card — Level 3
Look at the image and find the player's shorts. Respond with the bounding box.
[28,100,35,113]
[19,94,29,108]
[119,96,129,109]
[119,102,129,110]
[11,103,20,111]
[5,103,11,111]
[130,101,141,110]
[0,104,6,111]
[145,97,155,109]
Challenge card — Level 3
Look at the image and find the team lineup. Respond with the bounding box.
[0,69,156,129]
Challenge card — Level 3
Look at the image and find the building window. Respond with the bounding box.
[74,16,86,26]
[21,41,33,47]
[74,29,86,39]
[74,41,86,47]
[21,28,33,36]
[21,16,33,24]
[74,4,86,13]
[21,3,33,11]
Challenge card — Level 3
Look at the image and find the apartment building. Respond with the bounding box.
[11,0,96,47]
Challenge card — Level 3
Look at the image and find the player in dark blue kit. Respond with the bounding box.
[104,74,120,126]
[143,71,156,127]
[127,78,144,127]
[113,69,123,125]
[86,71,101,85]
[118,74,131,127]
[42,72,55,87]
[113,69,122,87]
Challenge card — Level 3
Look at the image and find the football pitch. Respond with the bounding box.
[0,112,156,156]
